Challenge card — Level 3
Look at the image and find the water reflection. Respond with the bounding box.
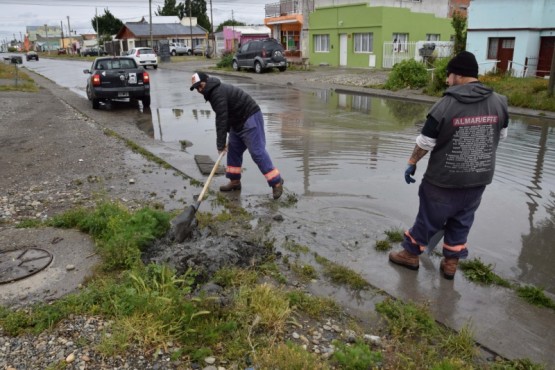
[141,83,555,293]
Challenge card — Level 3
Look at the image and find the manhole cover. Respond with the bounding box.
[0,248,53,284]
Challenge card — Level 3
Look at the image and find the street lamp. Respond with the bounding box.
[44,24,50,55]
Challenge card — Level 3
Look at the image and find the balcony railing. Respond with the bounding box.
[265,0,302,17]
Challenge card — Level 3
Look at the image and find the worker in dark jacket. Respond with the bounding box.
[190,72,284,199]
[388,51,509,280]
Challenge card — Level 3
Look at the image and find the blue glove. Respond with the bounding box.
[405,164,416,184]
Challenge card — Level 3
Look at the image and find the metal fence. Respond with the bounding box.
[382,41,454,68]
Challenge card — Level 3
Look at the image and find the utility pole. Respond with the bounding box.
[44,25,50,55]
[149,0,153,48]
[60,21,64,50]
[95,8,99,48]
[67,16,72,52]
[189,0,193,49]
[209,0,214,57]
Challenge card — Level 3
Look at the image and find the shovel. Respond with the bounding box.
[170,150,226,243]
[426,227,445,255]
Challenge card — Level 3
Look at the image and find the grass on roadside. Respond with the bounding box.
[0,62,39,92]
[0,200,546,369]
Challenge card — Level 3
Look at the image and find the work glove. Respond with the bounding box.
[405,164,416,184]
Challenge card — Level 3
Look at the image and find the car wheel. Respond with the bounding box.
[153,65,158,69]
[142,96,151,109]
[187,50,192,56]
[92,98,100,110]
[278,66,286,72]
[171,50,176,56]
[254,62,263,74]
[232,60,239,71]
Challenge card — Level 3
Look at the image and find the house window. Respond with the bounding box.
[426,34,440,42]
[392,33,409,52]
[487,38,499,59]
[281,30,300,51]
[354,33,373,53]
[314,34,330,52]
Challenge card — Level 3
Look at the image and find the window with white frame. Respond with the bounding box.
[392,33,409,52]
[426,34,440,42]
[354,32,373,53]
[487,38,499,59]
[314,34,330,52]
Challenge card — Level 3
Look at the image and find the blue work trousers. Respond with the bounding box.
[403,180,486,259]
[226,111,282,187]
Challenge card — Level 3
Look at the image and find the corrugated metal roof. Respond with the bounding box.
[125,23,207,37]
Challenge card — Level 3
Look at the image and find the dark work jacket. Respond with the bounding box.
[423,82,509,188]
[200,77,261,150]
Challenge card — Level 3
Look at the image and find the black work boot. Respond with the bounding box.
[389,249,419,270]
[272,179,284,200]
[440,257,459,280]
[219,180,241,192]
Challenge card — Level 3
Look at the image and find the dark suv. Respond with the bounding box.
[232,38,287,73]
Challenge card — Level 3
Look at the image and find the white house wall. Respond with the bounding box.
[314,0,449,18]
[467,0,555,76]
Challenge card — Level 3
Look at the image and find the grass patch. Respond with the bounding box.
[385,228,404,242]
[459,258,512,288]
[282,239,311,254]
[286,290,340,319]
[314,253,370,290]
[0,63,39,92]
[480,74,555,112]
[290,261,319,282]
[375,239,392,251]
[332,340,383,369]
[516,285,555,310]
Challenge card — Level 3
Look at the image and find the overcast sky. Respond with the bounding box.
[0,0,266,41]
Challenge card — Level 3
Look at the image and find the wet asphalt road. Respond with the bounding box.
[17,56,555,367]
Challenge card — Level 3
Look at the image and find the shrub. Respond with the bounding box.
[217,50,234,68]
[385,59,429,90]
[426,57,450,95]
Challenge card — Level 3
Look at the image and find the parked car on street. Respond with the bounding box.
[127,47,158,69]
[192,45,213,57]
[169,42,192,56]
[81,47,107,57]
[232,38,287,73]
[83,56,151,110]
[26,51,39,61]
[57,48,67,55]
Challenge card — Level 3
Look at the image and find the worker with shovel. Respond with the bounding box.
[388,51,509,280]
[190,72,284,200]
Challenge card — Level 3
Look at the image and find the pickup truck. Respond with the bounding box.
[169,42,192,56]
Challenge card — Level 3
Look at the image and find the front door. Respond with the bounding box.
[339,34,347,66]
[496,38,515,73]
[537,37,555,77]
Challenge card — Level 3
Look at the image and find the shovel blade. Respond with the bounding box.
[427,229,445,255]
[170,204,198,243]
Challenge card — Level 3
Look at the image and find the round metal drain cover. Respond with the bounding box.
[0,248,53,284]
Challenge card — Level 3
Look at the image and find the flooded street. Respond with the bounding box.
[23,59,555,365]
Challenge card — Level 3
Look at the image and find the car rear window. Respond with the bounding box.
[96,59,137,70]
[140,48,155,54]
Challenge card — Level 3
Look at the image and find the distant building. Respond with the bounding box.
[223,26,271,52]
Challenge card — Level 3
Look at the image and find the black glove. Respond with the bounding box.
[405,164,416,184]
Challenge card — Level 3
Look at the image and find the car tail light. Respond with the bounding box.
[92,74,101,86]
[262,47,267,58]
[143,71,150,84]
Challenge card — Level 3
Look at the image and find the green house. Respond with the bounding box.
[308,3,454,69]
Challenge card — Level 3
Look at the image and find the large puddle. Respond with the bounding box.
[145,75,555,297]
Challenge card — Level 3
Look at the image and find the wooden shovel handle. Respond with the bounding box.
[197,150,226,205]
